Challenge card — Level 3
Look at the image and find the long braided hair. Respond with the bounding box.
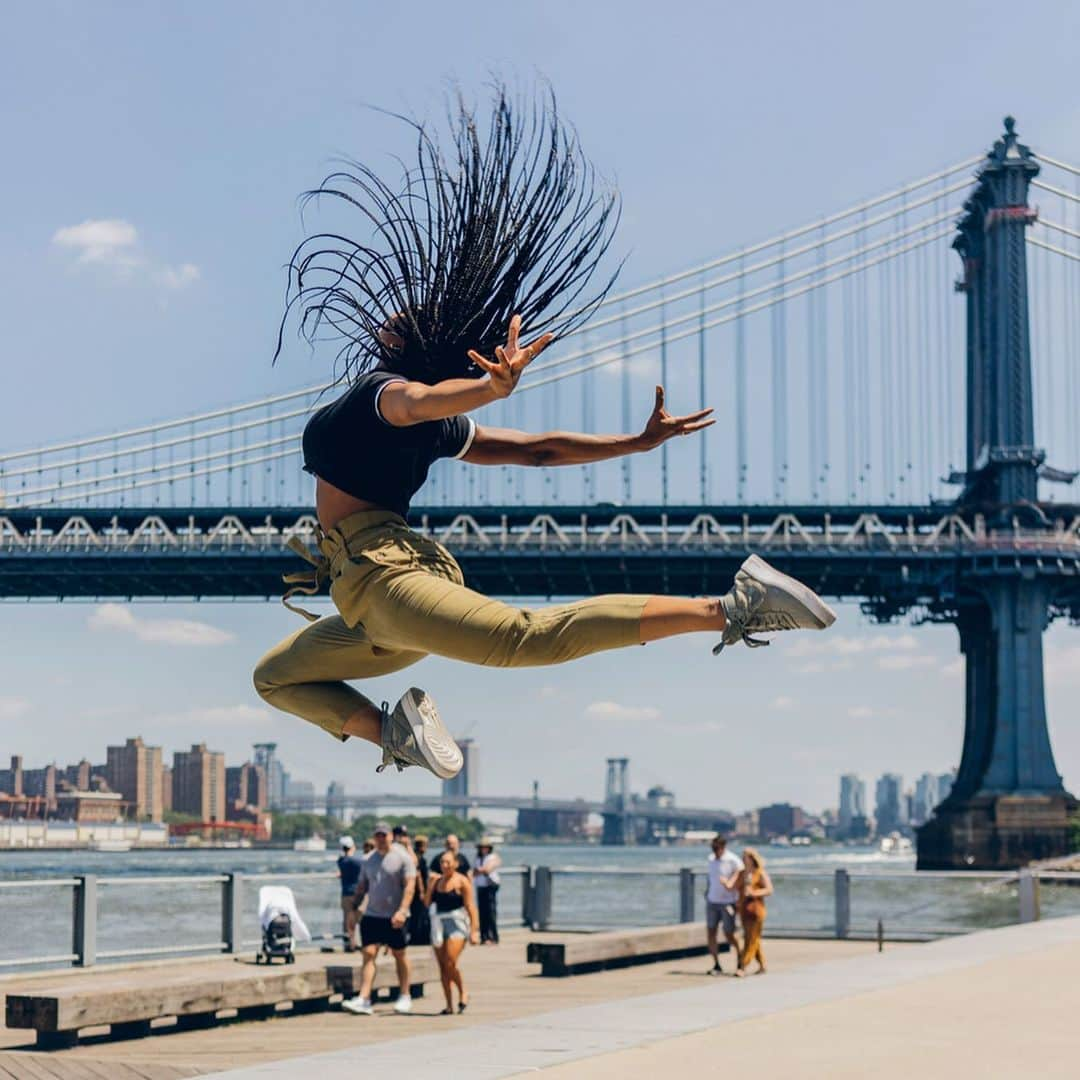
[276,81,621,385]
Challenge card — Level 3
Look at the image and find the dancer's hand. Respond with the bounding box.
[468,314,554,399]
[470,930,480,945]
[640,386,715,449]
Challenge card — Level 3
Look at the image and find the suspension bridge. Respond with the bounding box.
[1,118,1078,868]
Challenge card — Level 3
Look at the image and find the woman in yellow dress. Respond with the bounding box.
[735,847,773,976]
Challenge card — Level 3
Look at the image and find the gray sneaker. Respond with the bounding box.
[377,688,463,780]
[714,554,837,654]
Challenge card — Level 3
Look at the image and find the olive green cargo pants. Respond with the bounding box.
[253,511,650,740]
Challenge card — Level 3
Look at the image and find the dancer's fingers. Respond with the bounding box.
[494,345,509,367]
[507,314,521,351]
[522,333,554,360]
[671,407,714,424]
[680,419,717,434]
[653,385,665,414]
[468,350,498,374]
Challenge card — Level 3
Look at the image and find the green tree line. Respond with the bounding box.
[269,811,485,844]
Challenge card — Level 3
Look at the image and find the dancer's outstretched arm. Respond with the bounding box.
[379,313,552,426]
[463,385,714,467]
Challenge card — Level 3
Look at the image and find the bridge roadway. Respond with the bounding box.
[275,789,734,828]
[2,503,1079,620]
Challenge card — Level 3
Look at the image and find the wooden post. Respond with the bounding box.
[834,868,850,940]
[222,872,243,953]
[678,868,695,923]
[73,874,97,967]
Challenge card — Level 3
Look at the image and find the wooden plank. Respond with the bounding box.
[326,953,438,996]
[5,951,439,1036]
[527,923,731,976]
[0,1054,58,1080]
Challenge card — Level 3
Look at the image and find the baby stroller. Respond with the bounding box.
[256,885,311,964]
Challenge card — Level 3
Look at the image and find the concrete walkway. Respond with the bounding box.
[202,916,1080,1079]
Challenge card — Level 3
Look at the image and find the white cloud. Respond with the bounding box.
[167,704,272,728]
[52,218,138,265]
[787,633,919,658]
[158,263,200,289]
[0,697,30,721]
[771,695,795,710]
[87,603,234,646]
[52,218,199,290]
[795,661,826,674]
[848,705,875,719]
[877,654,936,671]
[583,701,662,722]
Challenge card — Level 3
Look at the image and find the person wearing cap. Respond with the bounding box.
[337,836,365,952]
[342,822,417,1015]
[473,836,502,944]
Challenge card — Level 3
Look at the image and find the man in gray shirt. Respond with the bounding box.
[342,821,417,1015]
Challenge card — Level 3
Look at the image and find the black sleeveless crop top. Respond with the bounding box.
[433,886,465,913]
[302,370,476,518]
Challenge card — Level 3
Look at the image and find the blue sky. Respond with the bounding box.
[2,1,1079,813]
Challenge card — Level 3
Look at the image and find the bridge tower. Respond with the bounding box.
[917,118,1077,869]
[602,757,634,846]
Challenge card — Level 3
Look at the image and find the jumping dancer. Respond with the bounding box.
[255,85,836,780]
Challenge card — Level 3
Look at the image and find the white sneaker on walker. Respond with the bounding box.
[342,995,373,1015]
[393,994,412,1014]
[377,688,463,780]
[715,554,837,654]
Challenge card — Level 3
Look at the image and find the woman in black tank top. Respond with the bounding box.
[424,849,479,1014]
[253,83,836,787]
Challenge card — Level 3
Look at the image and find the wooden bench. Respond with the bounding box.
[5,951,438,1049]
[527,923,730,977]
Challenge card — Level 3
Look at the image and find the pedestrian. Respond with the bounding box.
[409,834,432,947]
[392,823,411,851]
[361,837,375,856]
[425,849,479,1014]
[473,836,502,944]
[252,84,836,782]
[336,835,364,952]
[705,834,744,975]
[430,832,470,876]
[341,822,416,1015]
[734,847,773,977]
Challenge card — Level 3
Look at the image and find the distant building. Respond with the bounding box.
[254,744,286,808]
[516,804,589,839]
[53,790,123,823]
[937,771,955,803]
[838,774,867,835]
[226,762,268,819]
[106,737,164,821]
[172,744,226,822]
[60,759,92,792]
[326,780,347,821]
[733,809,760,837]
[758,803,805,839]
[442,738,477,813]
[875,773,905,835]
[912,773,940,826]
[0,756,24,797]
[161,766,173,812]
[22,765,57,811]
[644,785,675,810]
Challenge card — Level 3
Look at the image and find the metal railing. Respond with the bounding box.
[1,865,1077,971]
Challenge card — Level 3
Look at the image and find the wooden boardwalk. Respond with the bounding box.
[0,933,883,1076]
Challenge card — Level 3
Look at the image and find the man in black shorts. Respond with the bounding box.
[342,822,416,1015]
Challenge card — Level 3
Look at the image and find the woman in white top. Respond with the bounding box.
[473,837,503,944]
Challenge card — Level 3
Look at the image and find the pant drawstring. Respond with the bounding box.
[281,530,331,622]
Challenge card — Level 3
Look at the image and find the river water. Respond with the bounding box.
[3,843,1077,969]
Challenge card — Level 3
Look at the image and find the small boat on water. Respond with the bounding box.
[90,839,133,853]
[293,834,327,852]
[878,832,913,855]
